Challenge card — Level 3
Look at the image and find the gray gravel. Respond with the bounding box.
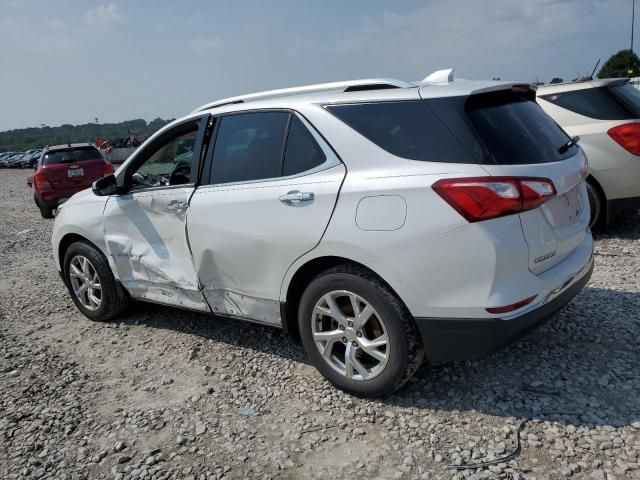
[1,168,639,479]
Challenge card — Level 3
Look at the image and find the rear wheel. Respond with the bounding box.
[35,195,54,218]
[38,204,54,219]
[298,265,424,397]
[586,180,604,228]
[63,241,129,321]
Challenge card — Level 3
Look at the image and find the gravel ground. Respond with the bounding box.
[1,168,639,480]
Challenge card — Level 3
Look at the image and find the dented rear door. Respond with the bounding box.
[187,111,346,326]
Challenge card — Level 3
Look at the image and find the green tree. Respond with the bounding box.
[549,77,564,84]
[597,49,640,78]
[0,118,174,152]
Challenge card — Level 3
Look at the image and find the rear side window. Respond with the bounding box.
[540,85,640,120]
[466,91,577,164]
[607,85,640,117]
[326,101,475,163]
[283,116,326,176]
[43,146,102,165]
[211,112,289,184]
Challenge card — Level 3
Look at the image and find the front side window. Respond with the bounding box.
[130,127,198,191]
[211,112,289,184]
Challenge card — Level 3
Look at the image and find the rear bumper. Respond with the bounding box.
[415,255,593,363]
[36,188,87,208]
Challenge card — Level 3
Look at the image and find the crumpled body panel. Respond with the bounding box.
[103,187,209,312]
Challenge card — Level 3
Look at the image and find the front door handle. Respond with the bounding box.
[167,200,188,211]
[279,190,314,205]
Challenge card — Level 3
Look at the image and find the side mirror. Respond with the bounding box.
[92,174,118,196]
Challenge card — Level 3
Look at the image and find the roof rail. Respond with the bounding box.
[193,78,414,112]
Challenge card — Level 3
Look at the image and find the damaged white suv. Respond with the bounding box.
[53,71,593,397]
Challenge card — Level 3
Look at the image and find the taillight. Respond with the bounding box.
[607,122,640,155]
[34,171,54,200]
[104,162,114,175]
[432,176,556,222]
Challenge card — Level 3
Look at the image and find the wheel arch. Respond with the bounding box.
[281,255,406,340]
[57,233,104,273]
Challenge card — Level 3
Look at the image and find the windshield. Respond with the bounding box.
[43,146,102,165]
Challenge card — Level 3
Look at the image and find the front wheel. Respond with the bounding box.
[63,241,129,321]
[298,265,424,397]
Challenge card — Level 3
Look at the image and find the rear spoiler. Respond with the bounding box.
[468,83,537,101]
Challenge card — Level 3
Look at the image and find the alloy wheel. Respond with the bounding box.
[311,290,389,381]
[69,255,102,311]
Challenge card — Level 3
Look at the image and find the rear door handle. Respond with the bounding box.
[167,200,188,211]
[279,190,314,205]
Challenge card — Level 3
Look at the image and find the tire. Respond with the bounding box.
[35,195,55,218]
[63,241,129,321]
[298,264,424,397]
[586,180,604,229]
[38,204,54,219]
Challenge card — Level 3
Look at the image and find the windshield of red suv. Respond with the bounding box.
[43,146,102,165]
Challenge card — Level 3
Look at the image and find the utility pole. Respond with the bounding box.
[633,0,636,54]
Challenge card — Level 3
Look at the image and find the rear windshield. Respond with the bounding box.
[327,93,575,165]
[539,84,640,120]
[465,91,577,164]
[43,146,102,165]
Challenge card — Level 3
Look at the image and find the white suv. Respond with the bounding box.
[537,78,640,226]
[52,71,593,397]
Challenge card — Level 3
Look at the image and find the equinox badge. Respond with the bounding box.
[535,251,557,263]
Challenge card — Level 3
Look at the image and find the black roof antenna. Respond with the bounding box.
[590,58,601,80]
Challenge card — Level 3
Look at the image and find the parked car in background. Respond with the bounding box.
[32,143,113,218]
[52,72,593,397]
[5,152,25,168]
[0,152,15,167]
[18,150,42,169]
[538,78,640,226]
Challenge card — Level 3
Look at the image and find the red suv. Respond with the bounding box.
[31,143,114,218]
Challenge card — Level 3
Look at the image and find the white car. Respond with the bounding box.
[52,71,593,397]
[537,78,640,226]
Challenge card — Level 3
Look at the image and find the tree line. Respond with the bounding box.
[540,49,640,85]
[0,117,174,152]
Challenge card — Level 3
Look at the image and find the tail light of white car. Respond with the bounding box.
[607,122,640,156]
[432,176,556,222]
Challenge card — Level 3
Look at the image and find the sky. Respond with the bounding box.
[0,0,635,131]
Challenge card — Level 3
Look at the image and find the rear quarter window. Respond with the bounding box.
[326,101,475,163]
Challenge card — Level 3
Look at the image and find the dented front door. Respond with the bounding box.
[103,186,209,311]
